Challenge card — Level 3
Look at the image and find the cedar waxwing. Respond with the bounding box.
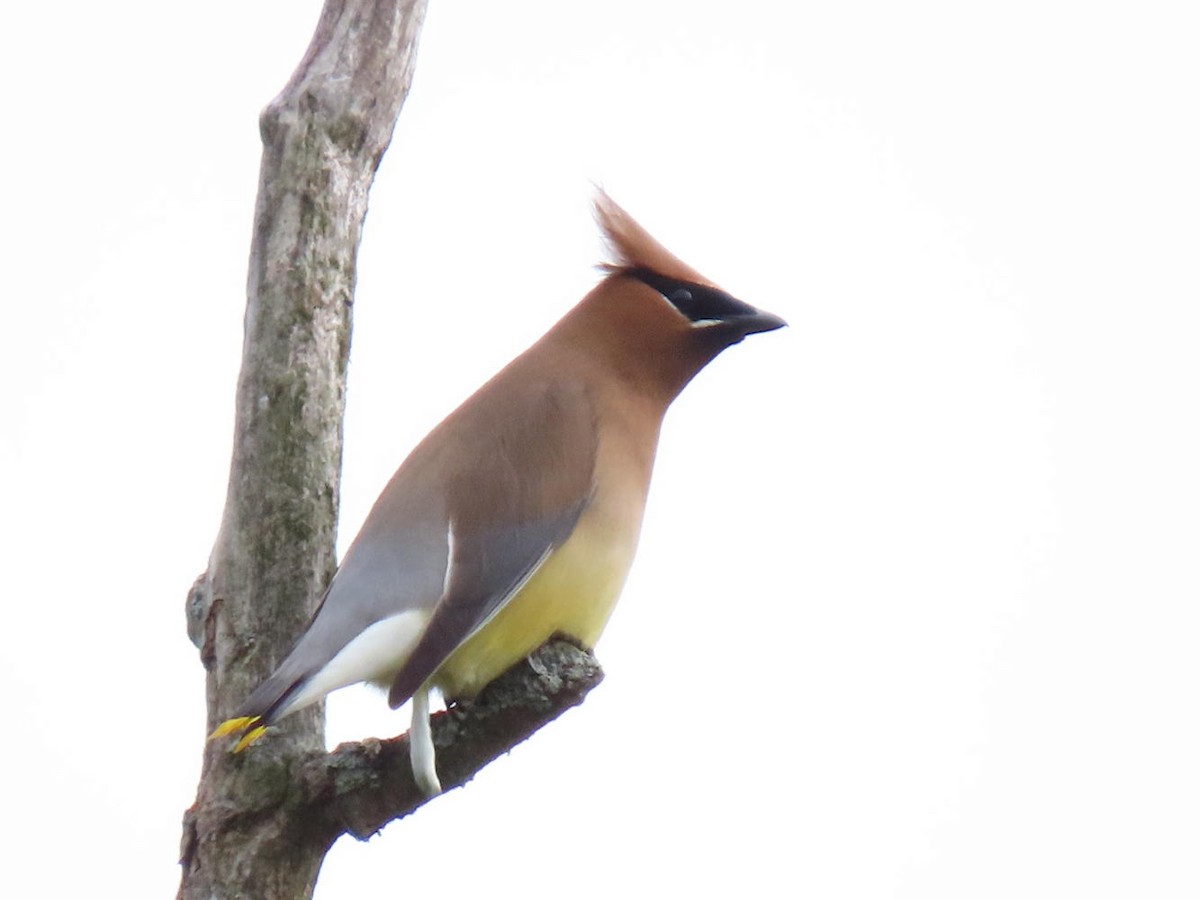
[213,192,785,795]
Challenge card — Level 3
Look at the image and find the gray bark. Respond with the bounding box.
[178,3,604,897]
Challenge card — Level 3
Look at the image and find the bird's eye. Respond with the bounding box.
[669,288,694,313]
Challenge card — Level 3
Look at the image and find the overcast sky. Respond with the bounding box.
[3,1,1198,897]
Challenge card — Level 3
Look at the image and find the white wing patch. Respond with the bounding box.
[442,519,456,596]
[279,610,429,716]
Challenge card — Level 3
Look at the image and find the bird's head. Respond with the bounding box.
[570,190,786,401]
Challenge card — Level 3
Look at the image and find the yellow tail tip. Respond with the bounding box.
[209,716,268,752]
[234,724,269,753]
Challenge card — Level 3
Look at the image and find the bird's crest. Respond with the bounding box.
[594,189,717,288]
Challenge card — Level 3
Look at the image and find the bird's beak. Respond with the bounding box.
[728,307,787,337]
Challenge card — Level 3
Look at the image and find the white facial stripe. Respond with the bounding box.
[640,282,725,327]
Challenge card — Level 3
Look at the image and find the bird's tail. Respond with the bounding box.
[207,666,308,752]
[208,715,269,752]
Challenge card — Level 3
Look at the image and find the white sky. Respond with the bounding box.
[3,1,1198,897]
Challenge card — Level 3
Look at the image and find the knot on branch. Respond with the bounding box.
[185,572,217,666]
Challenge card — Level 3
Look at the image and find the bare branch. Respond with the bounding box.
[300,640,604,846]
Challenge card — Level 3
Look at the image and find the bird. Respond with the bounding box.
[212,191,786,795]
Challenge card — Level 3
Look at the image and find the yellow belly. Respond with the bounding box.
[432,502,641,701]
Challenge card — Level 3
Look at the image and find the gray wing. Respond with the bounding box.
[237,375,597,720]
[233,485,450,721]
[386,376,598,707]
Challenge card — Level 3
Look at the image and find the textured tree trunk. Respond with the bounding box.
[179,3,427,897]
[179,4,603,898]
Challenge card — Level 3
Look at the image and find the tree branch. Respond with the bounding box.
[300,639,604,846]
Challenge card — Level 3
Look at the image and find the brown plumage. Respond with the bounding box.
[212,190,786,795]
[595,190,714,286]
